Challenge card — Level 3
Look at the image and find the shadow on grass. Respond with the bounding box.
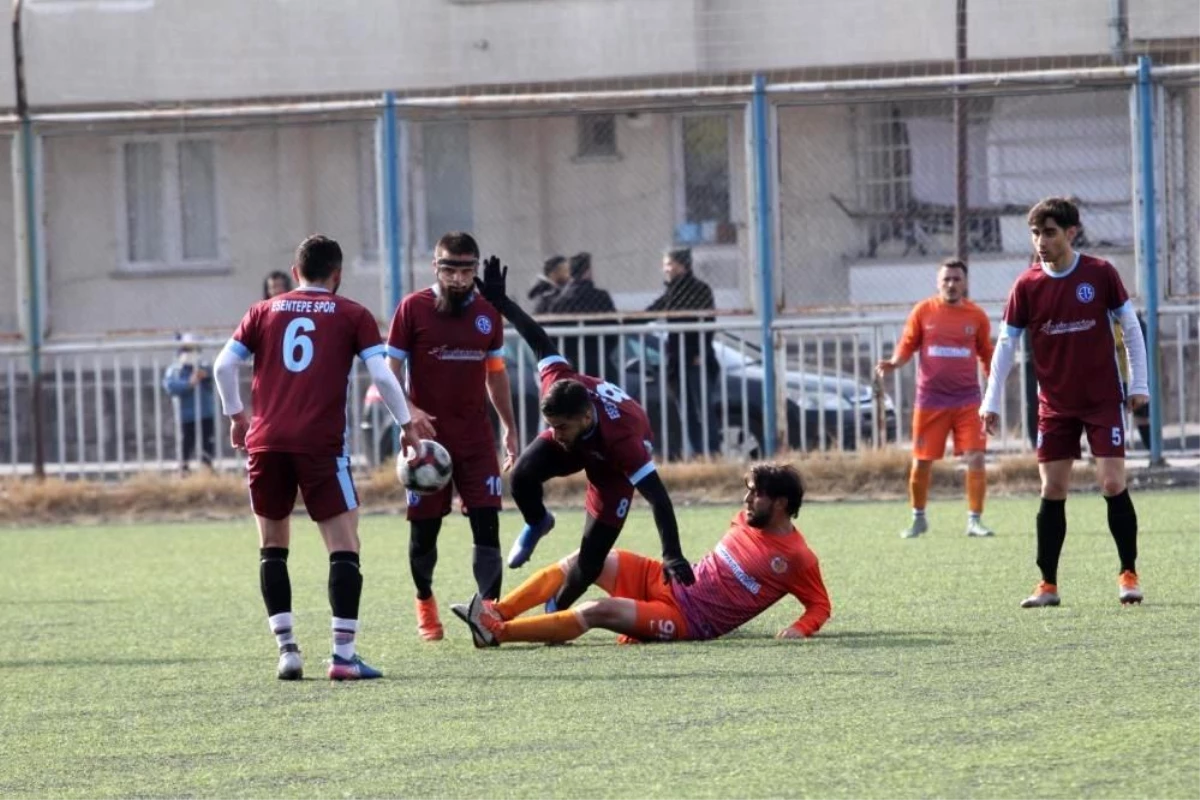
[0,656,213,670]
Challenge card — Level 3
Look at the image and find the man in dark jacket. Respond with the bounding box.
[544,253,618,376]
[646,248,719,459]
[528,255,569,314]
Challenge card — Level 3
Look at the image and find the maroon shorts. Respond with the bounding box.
[247,451,358,522]
[406,436,502,521]
[1036,405,1127,462]
[530,431,636,529]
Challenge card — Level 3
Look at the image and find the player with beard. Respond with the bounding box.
[460,255,695,625]
[452,462,831,646]
[386,232,520,641]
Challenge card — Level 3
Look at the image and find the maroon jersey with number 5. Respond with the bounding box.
[536,355,657,486]
[229,287,386,455]
[1001,254,1130,416]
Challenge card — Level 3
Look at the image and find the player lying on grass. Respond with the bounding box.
[451,462,830,646]
[471,255,695,613]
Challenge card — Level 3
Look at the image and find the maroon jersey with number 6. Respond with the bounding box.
[229,287,386,456]
[1002,254,1130,417]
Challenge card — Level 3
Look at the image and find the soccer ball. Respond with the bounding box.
[397,439,453,495]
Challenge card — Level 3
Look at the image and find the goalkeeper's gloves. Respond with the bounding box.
[661,554,695,586]
[474,255,509,307]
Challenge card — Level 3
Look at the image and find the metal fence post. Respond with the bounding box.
[382,91,404,315]
[752,73,777,457]
[1136,55,1164,465]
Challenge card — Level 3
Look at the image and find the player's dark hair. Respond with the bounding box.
[543,255,567,277]
[569,252,592,279]
[436,231,480,259]
[1027,197,1080,230]
[940,258,967,276]
[295,235,343,282]
[665,248,692,271]
[747,462,805,518]
[541,379,591,418]
[262,269,292,299]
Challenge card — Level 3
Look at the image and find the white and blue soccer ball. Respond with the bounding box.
[397,439,453,495]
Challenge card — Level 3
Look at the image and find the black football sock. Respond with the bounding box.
[409,518,442,600]
[328,551,363,621]
[1035,498,1067,585]
[555,517,622,611]
[1104,489,1139,573]
[260,547,295,649]
[468,508,503,600]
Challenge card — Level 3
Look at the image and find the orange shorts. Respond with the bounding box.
[912,405,986,461]
[610,550,689,642]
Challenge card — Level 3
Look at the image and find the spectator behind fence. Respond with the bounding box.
[263,269,293,300]
[544,252,618,376]
[529,255,569,314]
[646,248,720,459]
[162,333,216,475]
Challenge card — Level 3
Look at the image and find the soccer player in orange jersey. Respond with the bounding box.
[450,463,831,647]
[876,259,995,539]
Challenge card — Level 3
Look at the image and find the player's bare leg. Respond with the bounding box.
[317,510,381,680]
[902,459,932,538]
[1022,460,1071,608]
[256,515,302,679]
[1096,456,1142,604]
[964,450,994,537]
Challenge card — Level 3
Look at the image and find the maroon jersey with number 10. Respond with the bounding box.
[230,287,386,456]
[1002,254,1130,416]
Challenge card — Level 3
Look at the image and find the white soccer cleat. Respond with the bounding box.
[900,516,929,539]
[965,518,995,537]
[277,645,303,680]
[450,594,498,648]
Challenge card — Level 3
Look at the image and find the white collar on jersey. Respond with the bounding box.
[1039,251,1081,279]
[429,283,477,305]
[293,285,332,293]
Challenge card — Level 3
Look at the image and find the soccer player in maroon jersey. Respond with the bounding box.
[452,463,830,647]
[386,232,520,641]
[213,235,419,681]
[462,255,695,622]
[981,198,1149,608]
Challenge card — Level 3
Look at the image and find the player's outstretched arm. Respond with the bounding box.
[634,472,694,586]
[474,256,560,363]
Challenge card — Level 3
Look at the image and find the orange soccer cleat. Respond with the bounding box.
[416,595,444,641]
[1118,571,1143,605]
[1020,581,1061,608]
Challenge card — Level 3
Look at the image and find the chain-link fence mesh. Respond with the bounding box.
[777,88,1138,312]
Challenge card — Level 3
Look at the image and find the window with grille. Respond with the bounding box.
[576,114,618,158]
[674,113,734,245]
[121,137,221,269]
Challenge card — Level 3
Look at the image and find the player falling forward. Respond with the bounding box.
[471,255,695,613]
[452,462,830,646]
[981,197,1149,608]
[386,232,519,641]
[214,235,418,680]
[876,259,995,538]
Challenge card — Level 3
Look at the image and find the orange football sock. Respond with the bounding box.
[909,461,932,512]
[497,610,587,644]
[967,467,987,516]
[493,564,565,620]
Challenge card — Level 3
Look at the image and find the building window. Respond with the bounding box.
[121,137,221,268]
[674,113,734,245]
[853,104,914,258]
[576,114,617,159]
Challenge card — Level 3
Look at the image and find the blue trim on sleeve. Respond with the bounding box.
[359,344,387,362]
[1002,324,1024,339]
[228,339,251,360]
[538,355,568,373]
[488,348,505,359]
[628,461,657,486]
[387,346,408,361]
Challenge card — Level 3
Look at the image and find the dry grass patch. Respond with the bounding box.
[0,451,1100,526]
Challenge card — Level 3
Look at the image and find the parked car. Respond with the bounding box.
[362,330,897,464]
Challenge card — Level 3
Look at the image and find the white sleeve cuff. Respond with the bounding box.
[213,340,248,416]
[366,354,412,426]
